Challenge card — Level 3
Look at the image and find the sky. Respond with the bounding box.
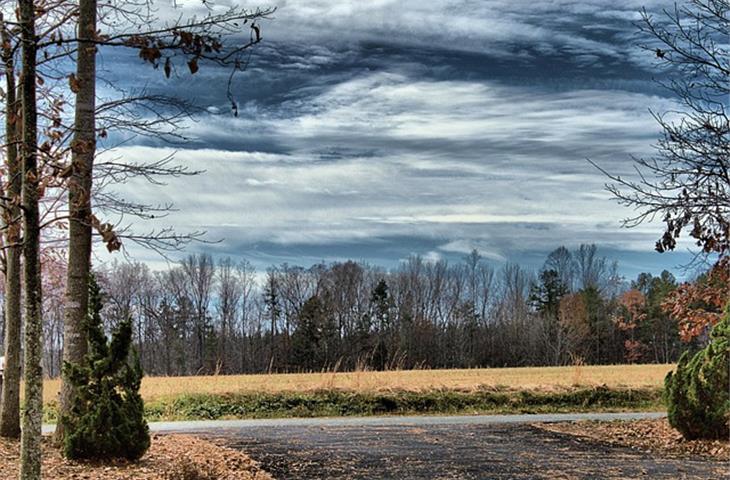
[94,0,700,280]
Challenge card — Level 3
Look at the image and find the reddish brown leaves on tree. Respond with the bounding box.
[187,57,198,74]
[139,45,162,65]
[615,290,647,331]
[558,293,591,359]
[89,215,122,252]
[70,138,94,155]
[68,73,80,93]
[623,339,647,363]
[125,29,226,76]
[662,258,730,341]
[613,290,649,362]
[172,29,223,55]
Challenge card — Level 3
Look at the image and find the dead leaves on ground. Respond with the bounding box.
[0,434,273,480]
[536,418,729,460]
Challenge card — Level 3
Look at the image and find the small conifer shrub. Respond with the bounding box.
[665,303,730,440]
[62,275,150,460]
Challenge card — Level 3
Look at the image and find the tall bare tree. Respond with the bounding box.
[181,253,215,372]
[0,13,22,440]
[216,257,241,373]
[55,0,98,444]
[54,2,274,440]
[596,0,729,256]
[18,0,43,474]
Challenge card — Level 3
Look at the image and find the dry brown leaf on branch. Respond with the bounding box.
[68,73,80,93]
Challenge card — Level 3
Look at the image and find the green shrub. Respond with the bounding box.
[140,385,661,422]
[665,304,730,440]
[61,275,150,460]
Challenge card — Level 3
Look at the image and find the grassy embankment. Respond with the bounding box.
[41,364,673,422]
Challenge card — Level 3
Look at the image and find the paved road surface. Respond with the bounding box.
[42,414,729,479]
[41,412,666,434]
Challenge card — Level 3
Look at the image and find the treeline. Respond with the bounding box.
[32,244,687,376]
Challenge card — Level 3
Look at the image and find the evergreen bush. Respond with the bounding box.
[665,303,730,440]
[61,275,150,460]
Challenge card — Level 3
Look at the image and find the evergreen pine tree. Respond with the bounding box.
[370,280,392,370]
[665,303,730,440]
[292,296,322,371]
[61,274,150,460]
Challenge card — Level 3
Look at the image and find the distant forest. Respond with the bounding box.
[30,244,693,377]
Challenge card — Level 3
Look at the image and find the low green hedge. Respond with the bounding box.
[665,305,730,440]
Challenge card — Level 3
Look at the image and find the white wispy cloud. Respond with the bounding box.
[90,0,691,279]
[96,71,680,269]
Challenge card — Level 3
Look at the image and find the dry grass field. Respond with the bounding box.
[41,364,674,404]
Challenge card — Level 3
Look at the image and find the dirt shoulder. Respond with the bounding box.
[0,433,272,480]
[535,418,729,460]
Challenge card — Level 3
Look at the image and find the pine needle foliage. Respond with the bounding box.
[665,303,730,440]
[61,274,150,460]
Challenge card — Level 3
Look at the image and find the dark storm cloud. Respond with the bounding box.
[97,0,690,280]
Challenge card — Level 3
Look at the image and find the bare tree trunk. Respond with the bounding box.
[0,14,22,440]
[55,0,97,443]
[19,0,42,475]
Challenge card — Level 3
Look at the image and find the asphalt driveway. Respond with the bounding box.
[168,414,727,480]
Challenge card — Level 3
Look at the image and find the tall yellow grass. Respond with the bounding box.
[40,364,674,404]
